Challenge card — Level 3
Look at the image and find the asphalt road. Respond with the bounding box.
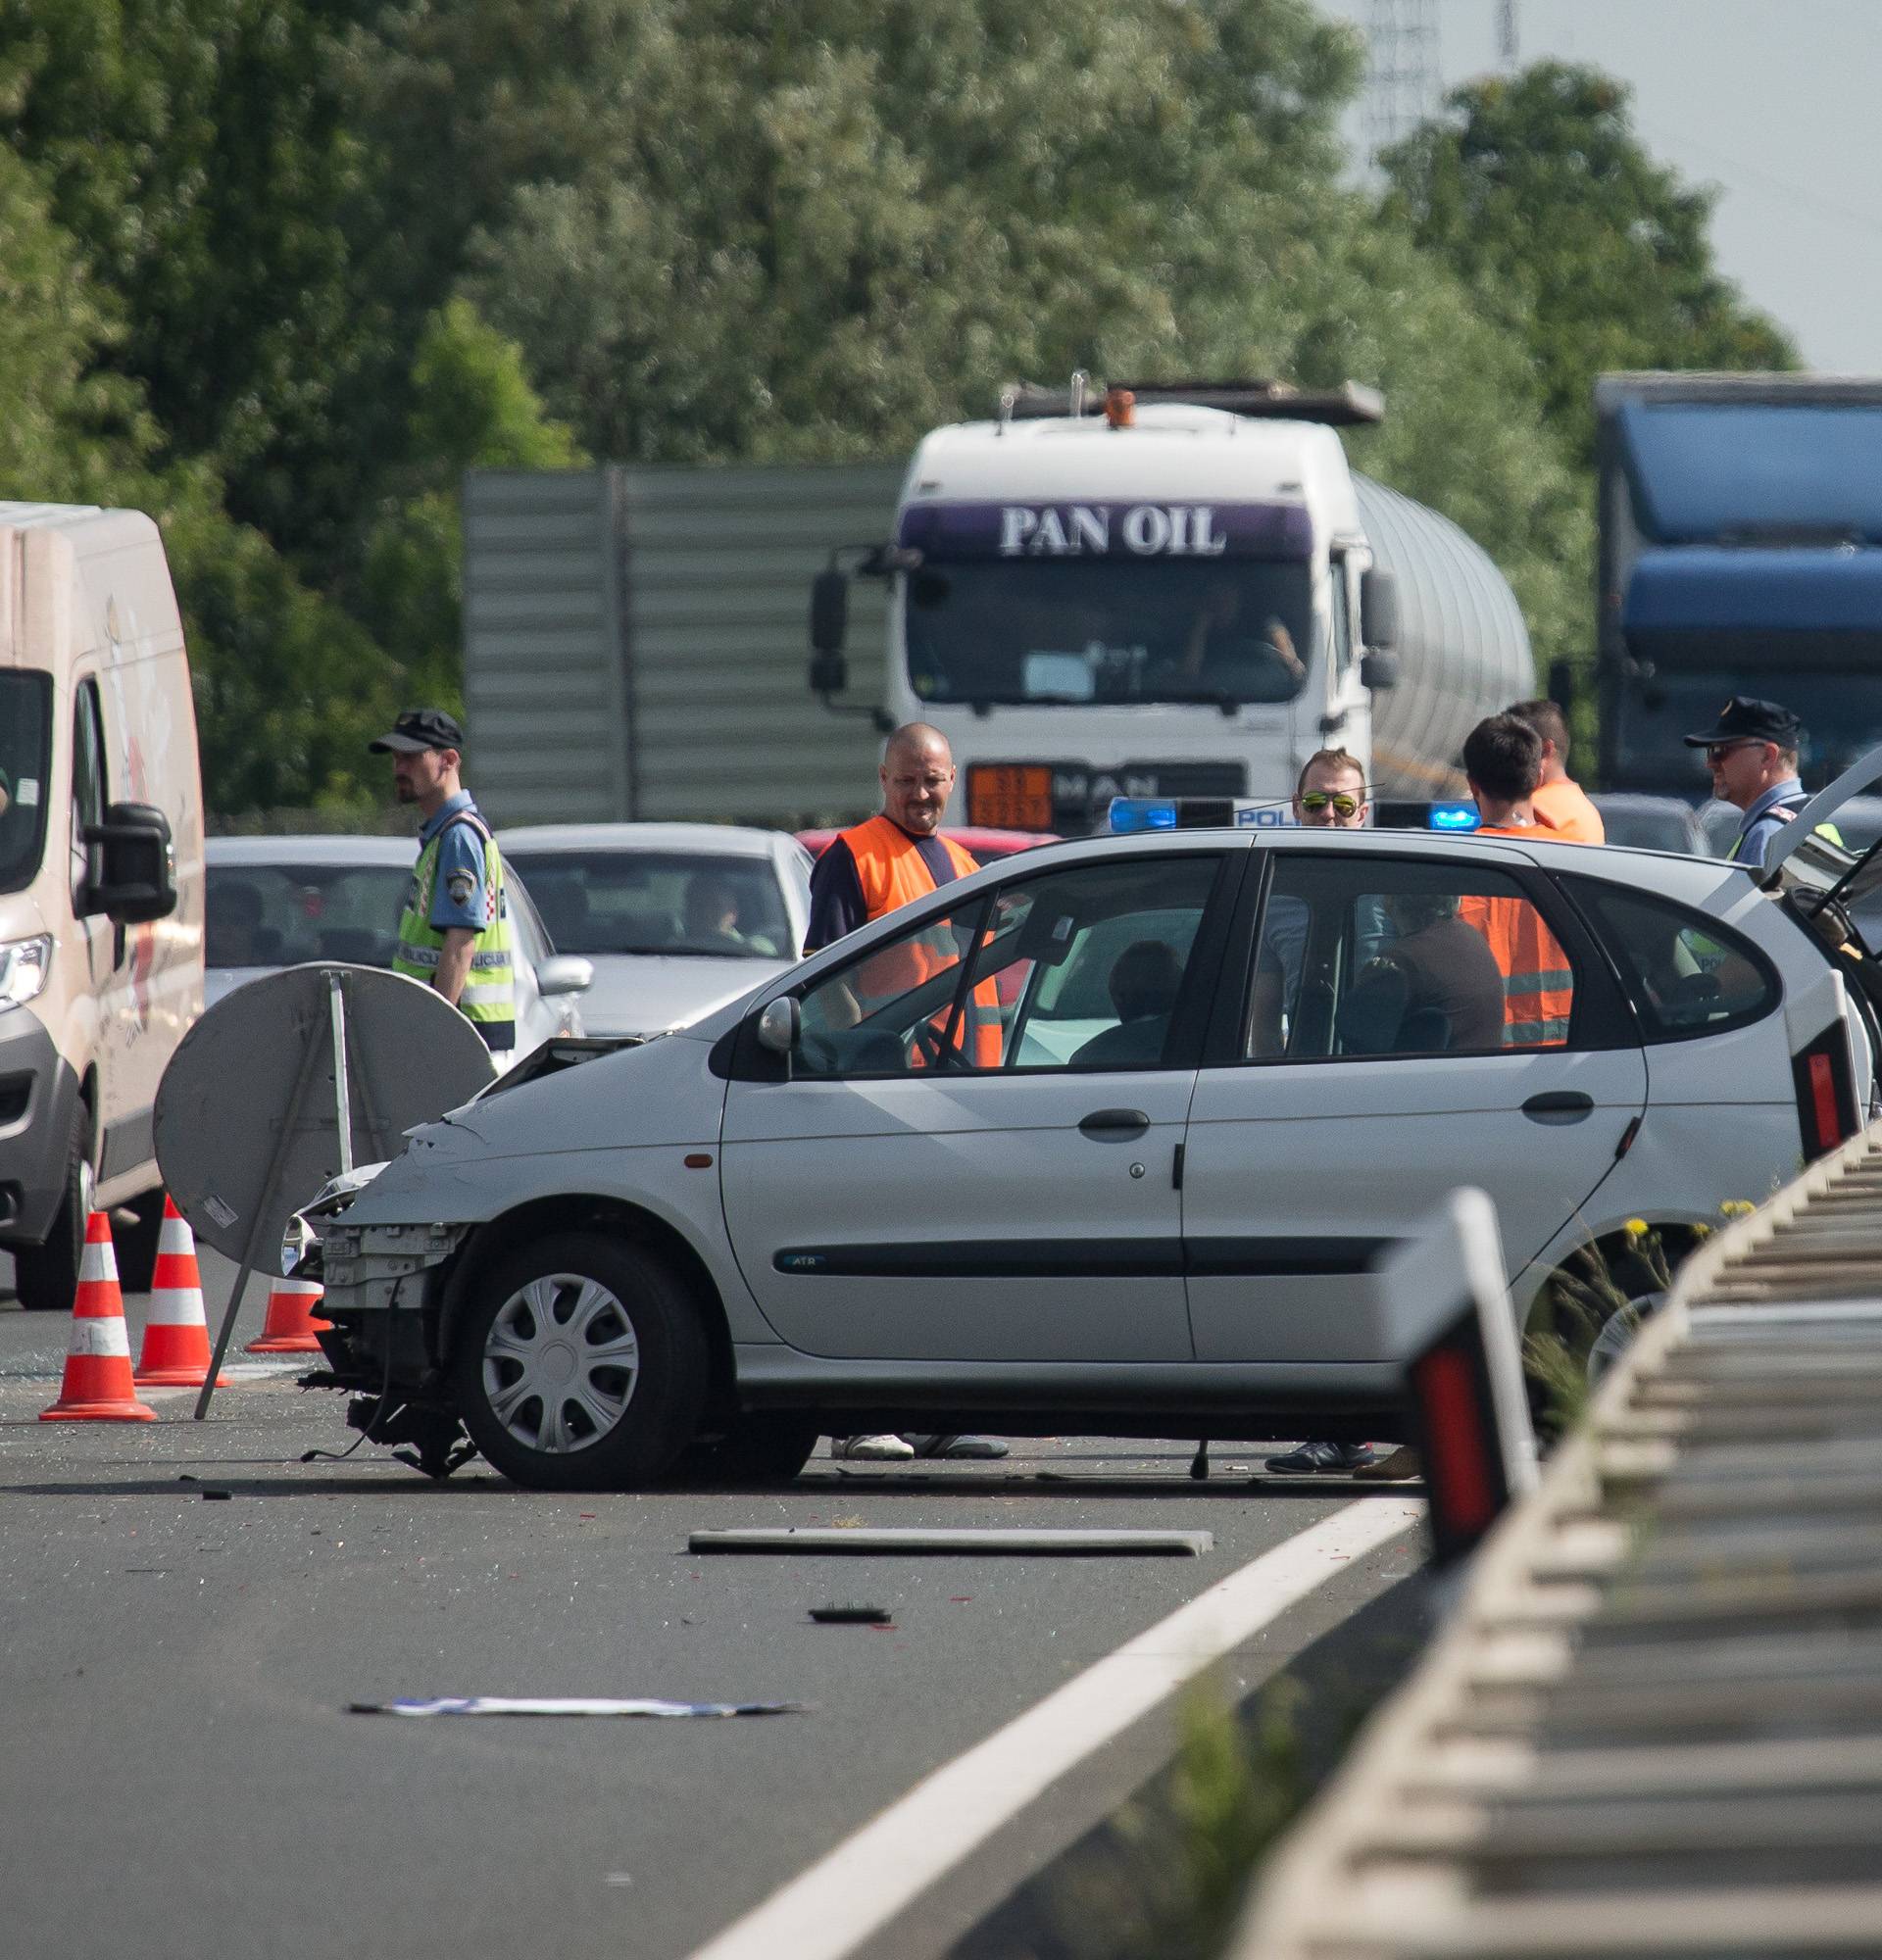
[0,1243,1427,1960]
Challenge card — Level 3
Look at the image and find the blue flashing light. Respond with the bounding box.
[1109,798,1179,834]
[1428,801,1481,833]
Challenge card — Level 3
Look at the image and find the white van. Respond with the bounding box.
[0,505,204,1311]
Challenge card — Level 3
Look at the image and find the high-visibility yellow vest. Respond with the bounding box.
[393,810,516,1049]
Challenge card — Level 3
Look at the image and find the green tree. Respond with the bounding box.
[1260,207,1592,676]
[0,0,392,564]
[1381,61,1796,464]
[442,0,1365,461]
[355,300,585,705]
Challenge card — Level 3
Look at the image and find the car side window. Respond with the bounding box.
[792,856,1220,1078]
[1246,855,1578,1060]
[70,678,107,907]
[1564,878,1779,1041]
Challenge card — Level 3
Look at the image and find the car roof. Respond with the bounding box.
[496,822,791,859]
[1589,793,1699,812]
[206,834,415,865]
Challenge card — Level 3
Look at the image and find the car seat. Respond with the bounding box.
[1334,964,1408,1055]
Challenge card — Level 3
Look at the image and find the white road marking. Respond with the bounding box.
[687,1495,1424,1960]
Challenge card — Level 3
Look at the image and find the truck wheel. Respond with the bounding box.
[448,1232,708,1491]
[14,1119,93,1313]
[665,1414,820,1489]
[114,1190,168,1294]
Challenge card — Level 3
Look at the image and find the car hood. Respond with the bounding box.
[571,953,789,1036]
[339,1023,726,1226]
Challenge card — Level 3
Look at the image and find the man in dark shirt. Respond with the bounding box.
[805,723,979,954]
[806,722,1007,1465]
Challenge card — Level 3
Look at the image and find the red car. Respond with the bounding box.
[795,826,1058,865]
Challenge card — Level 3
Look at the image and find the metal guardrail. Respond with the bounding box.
[1236,1117,1882,1958]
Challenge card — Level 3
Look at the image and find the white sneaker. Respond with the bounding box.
[829,1434,916,1462]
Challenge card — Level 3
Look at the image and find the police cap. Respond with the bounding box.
[1681,695,1803,751]
[369,707,466,755]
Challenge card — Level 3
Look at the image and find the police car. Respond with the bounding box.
[298,770,1882,1488]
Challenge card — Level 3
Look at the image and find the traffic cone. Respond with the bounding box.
[246,1276,331,1355]
[134,1197,228,1388]
[40,1212,156,1422]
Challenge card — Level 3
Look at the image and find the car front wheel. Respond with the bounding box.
[449,1232,708,1491]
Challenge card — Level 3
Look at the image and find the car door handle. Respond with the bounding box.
[1080,1108,1151,1140]
[1521,1091,1594,1123]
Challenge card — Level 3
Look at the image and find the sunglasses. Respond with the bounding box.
[1300,792,1362,816]
[1704,741,1761,764]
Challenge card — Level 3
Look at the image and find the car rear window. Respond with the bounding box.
[505,850,794,959]
[207,863,409,969]
[1566,877,1780,1042]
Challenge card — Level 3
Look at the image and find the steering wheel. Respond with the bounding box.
[911,1018,966,1070]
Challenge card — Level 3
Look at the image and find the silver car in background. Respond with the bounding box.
[496,823,813,1038]
[204,836,592,1066]
[1589,794,1709,856]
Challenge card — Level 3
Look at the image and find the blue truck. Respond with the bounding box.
[1594,371,1882,798]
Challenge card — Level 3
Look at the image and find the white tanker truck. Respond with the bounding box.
[809,378,1535,830]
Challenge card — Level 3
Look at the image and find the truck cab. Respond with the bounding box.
[811,378,1534,832]
[810,380,1402,833]
[1596,372,1882,800]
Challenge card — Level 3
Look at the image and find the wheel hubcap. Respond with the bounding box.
[481,1272,640,1455]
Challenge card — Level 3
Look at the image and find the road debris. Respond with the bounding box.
[346,1696,811,1719]
[689,1526,1213,1556]
[809,1603,892,1624]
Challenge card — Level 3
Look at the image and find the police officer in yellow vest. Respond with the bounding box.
[806,722,1007,1464]
[371,708,516,1053]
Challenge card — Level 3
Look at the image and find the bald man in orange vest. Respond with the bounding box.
[806,722,1009,1465]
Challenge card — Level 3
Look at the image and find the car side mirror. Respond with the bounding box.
[84,802,176,924]
[1360,650,1400,692]
[755,996,800,1056]
[1360,565,1399,653]
[535,955,594,998]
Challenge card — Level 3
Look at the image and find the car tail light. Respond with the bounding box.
[1793,1023,1858,1161]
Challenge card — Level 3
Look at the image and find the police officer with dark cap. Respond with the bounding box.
[371,708,517,1051]
[1685,695,1823,868]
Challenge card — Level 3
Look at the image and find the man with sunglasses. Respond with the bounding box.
[1683,697,1812,867]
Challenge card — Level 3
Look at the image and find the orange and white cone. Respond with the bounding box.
[246,1277,331,1355]
[40,1211,156,1422]
[134,1197,228,1388]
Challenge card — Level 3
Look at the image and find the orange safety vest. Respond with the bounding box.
[1530,778,1605,845]
[1460,823,1574,1045]
[838,815,1003,1065]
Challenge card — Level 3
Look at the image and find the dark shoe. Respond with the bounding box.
[908,1434,1010,1460]
[1263,1441,1378,1475]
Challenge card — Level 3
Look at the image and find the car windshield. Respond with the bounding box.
[1611,670,1882,789]
[207,862,410,969]
[0,672,52,895]
[505,850,795,958]
[902,561,1315,708]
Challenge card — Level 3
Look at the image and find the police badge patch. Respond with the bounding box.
[446,869,477,907]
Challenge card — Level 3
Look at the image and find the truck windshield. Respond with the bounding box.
[903,561,1315,709]
[1612,669,1882,790]
[0,673,52,894]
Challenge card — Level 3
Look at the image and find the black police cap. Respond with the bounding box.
[369,707,466,755]
[1681,695,1803,750]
